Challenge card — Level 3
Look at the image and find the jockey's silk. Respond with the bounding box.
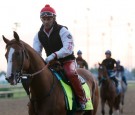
[53,70,93,110]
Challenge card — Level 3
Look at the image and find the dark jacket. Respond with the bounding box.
[102,58,117,70]
[76,57,88,69]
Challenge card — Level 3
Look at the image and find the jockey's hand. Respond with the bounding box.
[113,67,117,71]
[45,53,56,63]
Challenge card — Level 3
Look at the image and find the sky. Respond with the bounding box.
[0,0,135,71]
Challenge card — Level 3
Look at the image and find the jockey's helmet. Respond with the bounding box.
[40,4,56,18]
[77,50,82,55]
[105,50,111,55]
[117,60,120,64]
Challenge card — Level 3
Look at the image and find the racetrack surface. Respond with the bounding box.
[0,85,135,115]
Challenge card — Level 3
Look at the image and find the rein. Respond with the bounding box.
[99,77,107,86]
[20,66,46,78]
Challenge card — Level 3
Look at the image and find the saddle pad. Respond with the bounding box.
[53,70,93,110]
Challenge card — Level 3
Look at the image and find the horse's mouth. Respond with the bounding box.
[10,81,17,85]
[5,77,17,85]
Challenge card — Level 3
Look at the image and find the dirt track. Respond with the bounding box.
[0,86,135,115]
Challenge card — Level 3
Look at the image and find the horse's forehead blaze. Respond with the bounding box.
[7,47,15,61]
[6,47,15,77]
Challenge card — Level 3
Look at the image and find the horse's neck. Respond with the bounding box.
[102,74,112,87]
[25,45,54,96]
[24,44,45,72]
[30,68,54,97]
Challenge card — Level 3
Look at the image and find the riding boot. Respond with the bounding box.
[122,76,127,85]
[63,60,87,110]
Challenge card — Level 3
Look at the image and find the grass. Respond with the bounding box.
[127,83,135,89]
[0,86,27,99]
[13,91,27,98]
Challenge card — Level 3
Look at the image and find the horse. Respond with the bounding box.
[116,70,127,113]
[2,31,99,115]
[98,63,122,115]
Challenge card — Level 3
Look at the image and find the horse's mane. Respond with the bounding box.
[22,40,45,64]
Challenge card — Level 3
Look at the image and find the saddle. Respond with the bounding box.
[49,60,63,71]
[49,60,85,84]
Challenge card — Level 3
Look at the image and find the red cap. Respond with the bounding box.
[40,4,56,15]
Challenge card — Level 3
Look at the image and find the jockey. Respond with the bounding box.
[76,50,89,70]
[116,60,127,85]
[33,4,87,110]
[102,50,119,87]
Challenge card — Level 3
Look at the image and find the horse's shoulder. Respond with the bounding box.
[76,68,89,75]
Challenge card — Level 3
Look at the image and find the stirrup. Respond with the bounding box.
[80,103,86,110]
[76,103,86,111]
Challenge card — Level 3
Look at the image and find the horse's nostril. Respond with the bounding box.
[5,76,12,82]
[5,77,9,81]
[5,77,10,83]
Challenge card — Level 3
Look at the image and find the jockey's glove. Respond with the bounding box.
[45,53,56,63]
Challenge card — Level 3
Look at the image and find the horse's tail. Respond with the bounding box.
[91,78,99,115]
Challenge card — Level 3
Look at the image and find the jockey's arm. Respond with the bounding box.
[84,60,89,70]
[33,33,43,56]
[55,27,74,59]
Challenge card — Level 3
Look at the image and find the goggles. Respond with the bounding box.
[40,12,55,17]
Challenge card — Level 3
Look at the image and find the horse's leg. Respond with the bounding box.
[28,101,36,115]
[109,107,113,115]
[113,95,122,115]
[101,99,105,115]
[108,106,113,115]
[121,82,127,114]
[120,93,124,113]
[108,101,113,115]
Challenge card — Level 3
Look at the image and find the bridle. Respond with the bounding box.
[6,41,46,83]
[98,65,108,85]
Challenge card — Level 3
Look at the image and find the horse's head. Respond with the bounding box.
[98,63,108,82]
[2,31,30,85]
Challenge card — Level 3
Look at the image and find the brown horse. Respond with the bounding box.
[2,31,99,115]
[98,63,122,115]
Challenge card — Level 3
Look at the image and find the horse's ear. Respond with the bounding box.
[13,31,20,42]
[2,35,10,44]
